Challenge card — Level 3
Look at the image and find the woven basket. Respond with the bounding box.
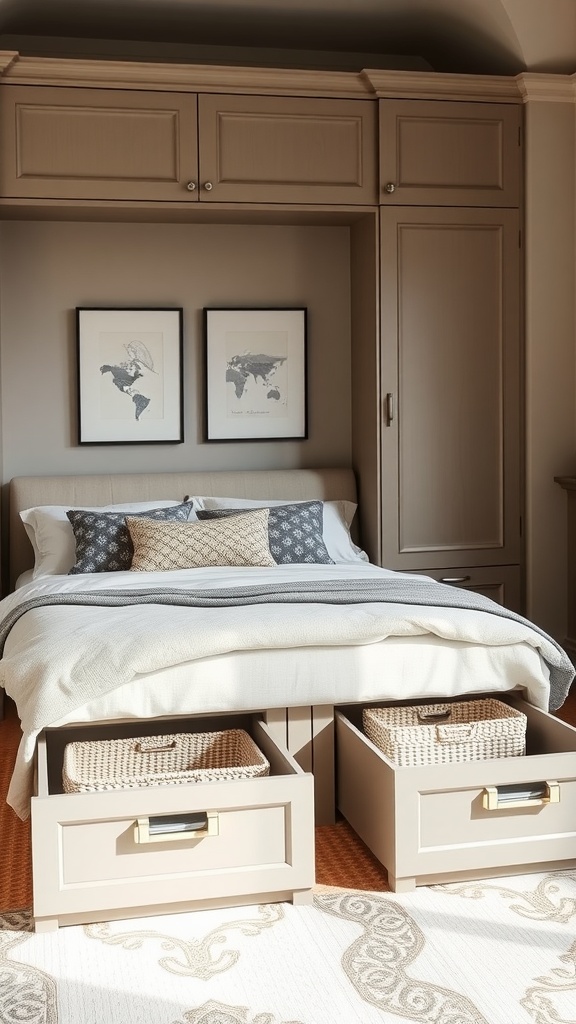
[62,728,270,793]
[363,698,527,767]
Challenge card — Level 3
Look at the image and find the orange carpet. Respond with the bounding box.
[1,688,575,912]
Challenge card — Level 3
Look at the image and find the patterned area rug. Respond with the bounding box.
[2,869,576,1024]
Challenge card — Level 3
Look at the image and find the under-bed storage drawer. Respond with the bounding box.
[32,714,315,931]
[336,697,576,892]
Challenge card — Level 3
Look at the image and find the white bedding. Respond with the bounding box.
[0,562,559,818]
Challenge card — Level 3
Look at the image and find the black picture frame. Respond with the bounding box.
[76,307,184,445]
[204,307,308,441]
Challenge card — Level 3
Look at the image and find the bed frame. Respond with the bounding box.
[7,466,358,824]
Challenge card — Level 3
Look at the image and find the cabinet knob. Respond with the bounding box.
[384,182,396,194]
[186,181,196,192]
[203,181,213,192]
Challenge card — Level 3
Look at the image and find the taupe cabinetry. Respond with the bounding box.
[198,93,377,204]
[379,99,521,206]
[415,565,522,613]
[0,86,199,202]
[0,85,377,204]
[379,205,522,582]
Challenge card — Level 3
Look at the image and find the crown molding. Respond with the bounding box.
[0,50,19,74]
[516,73,576,103]
[0,52,372,97]
[2,53,573,105]
[361,69,523,102]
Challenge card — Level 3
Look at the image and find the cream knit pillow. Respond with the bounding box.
[126,508,276,571]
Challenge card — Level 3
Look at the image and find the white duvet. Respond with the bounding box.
[0,563,561,818]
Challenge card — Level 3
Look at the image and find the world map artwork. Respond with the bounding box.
[225,351,287,410]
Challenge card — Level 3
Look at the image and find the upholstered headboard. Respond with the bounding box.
[8,467,357,589]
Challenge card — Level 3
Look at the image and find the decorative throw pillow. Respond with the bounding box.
[20,499,182,578]
[126,508,276,571]
[193,495,367,563]
[67,500,195,573]
[196,501,334,565]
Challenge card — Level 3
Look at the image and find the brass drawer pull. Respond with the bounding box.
[482,781,560,811]
[134,811,219,844]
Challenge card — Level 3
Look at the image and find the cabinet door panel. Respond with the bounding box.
[198,94,377,203]
[0,86,198,201]
[380,207,521,571]
[380,100,521,207]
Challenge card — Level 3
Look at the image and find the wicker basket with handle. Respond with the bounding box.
[363,698,527,767]
[62,728,270,793]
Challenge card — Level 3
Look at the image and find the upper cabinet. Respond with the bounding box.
[0,86,199,202]
[197,94,377,204]
[379,99,522,207]
[0,85,378,205]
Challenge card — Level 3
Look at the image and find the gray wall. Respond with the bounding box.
[0,221,352,480]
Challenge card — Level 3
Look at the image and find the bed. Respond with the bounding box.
[1,466,574,829]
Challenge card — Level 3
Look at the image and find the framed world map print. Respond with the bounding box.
[204,307,308,441]
[76,307,184,445]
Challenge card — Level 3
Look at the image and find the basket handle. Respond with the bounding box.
[417,707,451,723]
[134,811,219,844]
[134,739,176,754]
[435,722,478,742]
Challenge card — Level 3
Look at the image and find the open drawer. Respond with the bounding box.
[336,696,576,891]
[31,712,315,931]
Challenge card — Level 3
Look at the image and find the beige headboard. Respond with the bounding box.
[8,467,357,589]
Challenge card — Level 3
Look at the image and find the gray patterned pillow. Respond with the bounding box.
[196,501,334,565]
[67,500,195,573]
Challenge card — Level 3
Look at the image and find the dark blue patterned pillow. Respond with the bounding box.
[67,501,195,573]
[196,501,334,565]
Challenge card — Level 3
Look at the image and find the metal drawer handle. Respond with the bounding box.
[134,811,219,844]
[482,781,560,811]
[440,577,471,584]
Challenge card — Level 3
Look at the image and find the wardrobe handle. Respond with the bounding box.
[440,576,471,584]
[385,393,394,425]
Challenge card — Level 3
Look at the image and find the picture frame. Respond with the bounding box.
[76,307,184,445]
[204,307,308,441]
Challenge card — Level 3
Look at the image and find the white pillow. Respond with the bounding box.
[20,500,185,578]
[192,496,368,564]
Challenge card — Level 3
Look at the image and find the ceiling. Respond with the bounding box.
[0,0,575,76]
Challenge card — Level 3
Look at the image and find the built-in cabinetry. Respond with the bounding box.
[0,58,525,612]
[352,96,523,609]
[0,85,377,204]
[379,99,521,206]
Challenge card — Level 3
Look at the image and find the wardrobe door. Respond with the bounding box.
[380,206,522,575]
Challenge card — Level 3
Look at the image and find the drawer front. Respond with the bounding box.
[337,703,576,884]
[32,721,315,920]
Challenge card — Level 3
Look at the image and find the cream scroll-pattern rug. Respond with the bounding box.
[1,870,576,1024]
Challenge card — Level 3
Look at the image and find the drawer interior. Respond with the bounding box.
[337,693,576,759]
[42,712,294,797]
